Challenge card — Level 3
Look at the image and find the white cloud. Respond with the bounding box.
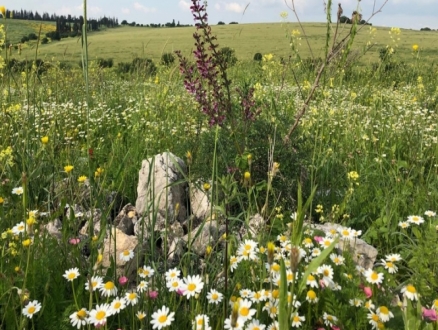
[179,0,191,11]
[122,8,130,14]
[133,2,157,14]
[224,2,245,13]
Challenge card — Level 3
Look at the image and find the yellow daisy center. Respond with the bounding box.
[68,273,76,280]
[379,306,389,315]
[114,302,121,309]
[28,306,36,314]
[371,272,378,281]
[104,281,115,290]
[77,310,87,319]
[307,290,317,300]
[96,311,106,320]
[406,285,416,293]
[187,283,196,291]
[293,315,300,322]
[240,307,249,316]
[159,315,167,323]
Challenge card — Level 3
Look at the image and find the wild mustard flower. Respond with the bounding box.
[412,44,419,52]
[0,6,5,17]
[0,196,4,204]
[40,136,49,144]
[64,165,74,173]
[22,238,32,247]
[77,175,87,183]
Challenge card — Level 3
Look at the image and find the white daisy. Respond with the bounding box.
[110,297,126,314]
[376,306,394,322]
[239,288,252,298]
[181,274,204,299]
[85,275,103,292]
[138,265,155,278]
[290,312,305,327]
[99,280,118,297]
[166,278,182,292]
[381,259,398,274]
[63,267,80,281]
[87,303,112,326]
[165,267,180,281]
[246,319,266,330]
[349,298,363,307]
[306,274,318,288]
[263,299,279,319]
[224,315,245,330]
[119,249,134,262]
[367,311,380,328]
[407,215,424,225]
[317,264,334,286]
[398,221,410,229]
[364,268,384,285]
[125,291,139,306]
[401,284,418,301]
[69,308,88,329]
[193,314,211,330]
[11,221,26,236]
[385,254,402,262]
[323,312,338,326]
[237,298,256,322]
[424,210,436,217]
[137,310,147,320]
[249,290,266,303]
[230,255,239,272]
[306,290,319,304]
[137,280,148,293]
[150,305,175,329]
[364,299,375,310]
[12,187,24,195]
[330,253,345,266]
[302,237,314,248]
[22,300,42,319]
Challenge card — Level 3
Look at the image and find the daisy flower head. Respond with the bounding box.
[63,267,80,281]
[302,237,314,248]
[138,265,155,278]
[306,290,319,304]
[88,303,112,326]
[364,268,384,285]
[69,308,88,329]
[166,277,182,292]
[319,236,334,249]
[317,264,334,286]
[381,259,398,274]
[367,311,380,328]
[376,306,394,322]
[240,288,252,298]
[137,310,146,321]
[267,321,279,330]
[364,299,375,310]
[407,215,424,225]
[125,291,139,306]
[338,226,354,240]
[323,312,338,326]
[137,280,148,293]
[250,290,265,303]
[12,187,24,195]
[246,319,266,330]
[22,300,42,319]
[150,305,175,329]
[385,254,402,262]
[193,314,211,330]
[349,298,363,307]
[311,247,321,257]
[165,267,180,281]
[290,312,305,327]
[263,299,279,319]
[401,284,418,301]
[398,221,410,229]
[237,298,256,322]
[181,274,204,299]
[306,274,318,288]
[11,221,26,236]
[100,280,118,297]
[119,249,134,262]
[85,275,103,292]
[424,210,436,217]
[230,255,240,272]
[224,315,245,330]
[330,253,345,266]
[110,297,126,314]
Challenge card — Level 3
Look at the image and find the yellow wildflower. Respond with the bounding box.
[40,136,49,144]
[0,6,5,17]
[64,165,74,173]
[78,175,87,183]
[412,44,419,52]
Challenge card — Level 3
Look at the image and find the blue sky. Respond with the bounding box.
[2,0,437,30]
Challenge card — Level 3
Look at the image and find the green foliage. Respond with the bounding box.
[161,52,175,66]
[253,52,263,61]
[217,46,238,66]
[96,57,114,68]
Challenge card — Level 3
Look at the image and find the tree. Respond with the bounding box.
[121,20,128,25]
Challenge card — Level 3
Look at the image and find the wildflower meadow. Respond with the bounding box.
[0,1,437,329]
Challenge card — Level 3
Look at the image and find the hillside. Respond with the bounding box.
[6,22,438,66]
[1,19,56,44]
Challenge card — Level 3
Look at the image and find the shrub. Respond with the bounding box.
[117,61,132,74]
[339,16,351,24]
[28,33,38,40]
[229,21,238,24]
[46,31,61,41]
[21,35,29,43]
[96,58,114,69]
[131,57,157,76]
[161,52,175,66]
[41,37,49,45]
[217,47,237,66]
[420,27,431,31]
[253,52,263,61]
[217,21,225,25]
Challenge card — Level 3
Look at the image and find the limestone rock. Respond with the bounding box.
[135,152,187,236]
[311,222,378,269]
[239,213,266,239]
[113,203,137,235]
[190,182,212,220]
[96,228,140,280]
[44,218,63,240]
[183,219,219,257]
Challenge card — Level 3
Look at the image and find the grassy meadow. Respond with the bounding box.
[1,5,438,330]
[5,20,438,66]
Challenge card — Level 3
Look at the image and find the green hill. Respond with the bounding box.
[6,22,438,66]
[1,18,56,44]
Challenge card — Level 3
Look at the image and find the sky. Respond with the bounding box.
[2,0,437,30]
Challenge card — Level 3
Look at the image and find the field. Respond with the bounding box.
[2,18,56,44]
[1,8,438,330]
[4,20,438,66]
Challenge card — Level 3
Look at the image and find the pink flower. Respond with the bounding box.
[363,286,372,298]
[422,308,438,322]
[176,288,184,296]
[331,326,341,330]
[69,238,81,245]
[148,290,158,299]
[314,236,323,243]
[118,276,128,286]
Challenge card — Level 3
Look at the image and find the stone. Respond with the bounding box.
[239,213,266,239]
[96,228,140,280]
[190,182,212,220]
[135,152,187,237]
[183,219,219,257]
[79,209,104,237]
[310,222,378,269]
[44,218,63,240]
[113,203,137,235]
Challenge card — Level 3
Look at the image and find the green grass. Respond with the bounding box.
[1,19,56,44]
[8,22,438,66]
